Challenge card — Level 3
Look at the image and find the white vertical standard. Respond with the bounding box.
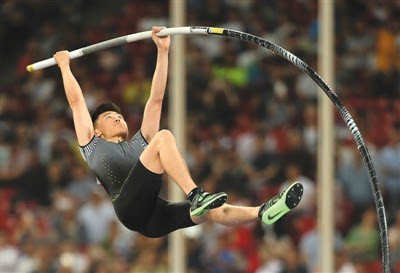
[318,0,335,272]
[168,0,187,272]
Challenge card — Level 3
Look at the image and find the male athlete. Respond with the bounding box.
[54,26,303,238]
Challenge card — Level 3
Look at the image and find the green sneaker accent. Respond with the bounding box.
[190,191,228,216]
[259,182,303,225]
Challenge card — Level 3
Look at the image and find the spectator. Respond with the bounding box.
[245,130,280,189]
[378,122,400,214]
[299,227,344,272]
[345,208,379,263]
[52,191,84,243]
[0,232,21,273]
[77,188,115,244]
[256,238,284,273]
[337,146,374,213]
[388,210,400,271]
[58,240,89,273]
[67,164,96,203]
[32,244,58,273]
[335,249,357,273]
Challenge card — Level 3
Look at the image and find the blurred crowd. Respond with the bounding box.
[1,0,399,272]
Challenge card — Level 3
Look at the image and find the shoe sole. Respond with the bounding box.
[261,182,303,225]
[190,192,228,216]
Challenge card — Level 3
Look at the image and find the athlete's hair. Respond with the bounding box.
[91,102,122,125]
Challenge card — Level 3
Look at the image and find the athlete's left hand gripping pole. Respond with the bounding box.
[26,27,204,72]
[26,49,84,72]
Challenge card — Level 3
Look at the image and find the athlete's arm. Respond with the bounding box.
[54,51,94,146]
[141,27,170,142]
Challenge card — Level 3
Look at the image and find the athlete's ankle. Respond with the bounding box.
[258,204,266,219]
[187,187,203,202]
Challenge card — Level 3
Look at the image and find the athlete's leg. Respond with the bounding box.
[139,129,197,195]
[191,204,260,226]
[136,182,304,237]
[139,200,259,237]
[140,130,227,216]
[139,198,197,238]
[192,182,304,225]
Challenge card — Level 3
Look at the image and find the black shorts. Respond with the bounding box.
[112,159,196,238]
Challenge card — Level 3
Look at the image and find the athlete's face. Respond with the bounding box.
[94,111,129,140]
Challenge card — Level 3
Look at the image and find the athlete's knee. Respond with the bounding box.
[158,129,174,139]
[154,129,175,145]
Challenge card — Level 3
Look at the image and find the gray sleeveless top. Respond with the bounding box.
[79,130,148,200]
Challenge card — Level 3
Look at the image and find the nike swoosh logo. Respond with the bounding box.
[267,210,284,220]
